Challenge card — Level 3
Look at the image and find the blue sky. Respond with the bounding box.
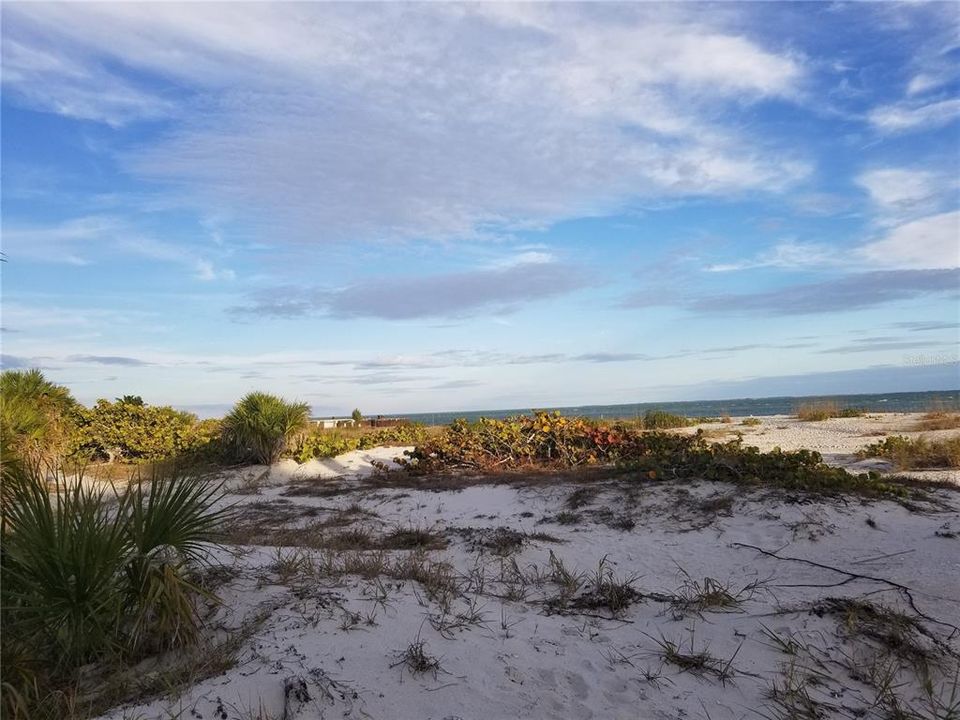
[2,2,958,417]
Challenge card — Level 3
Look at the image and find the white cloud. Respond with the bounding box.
[706,241,841,272]
[857,168,939,208]
[707,210,960,274]
[2,4,810,244]
[855,167,956,224]
[491,251,557,269]
[1,38,173,126]
[857,210,960,270]
[2,216,235,281]
[1,216,122,265]
[868,98,960,133]
[907,73,944,96]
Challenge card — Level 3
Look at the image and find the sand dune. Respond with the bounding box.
[98,416,960,720]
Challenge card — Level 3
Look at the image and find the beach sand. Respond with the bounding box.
[97,414,960,720]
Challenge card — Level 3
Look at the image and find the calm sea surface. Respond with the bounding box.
[400,390,960,425]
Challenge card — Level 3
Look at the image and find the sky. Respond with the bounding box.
[1,1,959,418]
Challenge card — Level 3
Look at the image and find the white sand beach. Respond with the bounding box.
[98,415,960,720]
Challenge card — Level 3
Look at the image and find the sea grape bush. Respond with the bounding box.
[296,433,359,462]
[357,423,428,450]
[295,423,429,461]
[401,412,912,498]
[70,398,218,463]
[401,412,644,472]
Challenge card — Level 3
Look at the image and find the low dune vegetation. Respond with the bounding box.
[915,410,960,431]
[0,369,79,466]
[399,412,926,500]
[221,391,311,465]
[638,409,695,429]
[1,472,230,720]
[295,424,430,462]
[0,371,232,719]
[859,435,960,470]
[2,371,959,719]
[796,400,865,421]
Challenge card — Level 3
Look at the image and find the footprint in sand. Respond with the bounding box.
[565,670,590,699]
[504,665,525,684]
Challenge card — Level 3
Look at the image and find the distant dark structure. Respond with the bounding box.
[367,415,408,428]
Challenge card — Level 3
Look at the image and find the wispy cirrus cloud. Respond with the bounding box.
[892,320,960,333]
[2,215,235,280]
[704,208,959,276]
[705,240,841,273]
[818,337,956,354]
[868,98,960,134]
[1,37,174,127]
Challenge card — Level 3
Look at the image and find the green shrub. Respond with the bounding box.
[1,463,229,718]
[295,432,359,462]
[642,409,692,429]
[741,417,762,426]
[292,423,428,462]
[2,474,130,666]
[401,414,916,500]
[123,471,231,650]
[0,369,78,466]
[357,423,428,450]
[221,392,310,464]
[857,435,960,469]
[69,399,212,463]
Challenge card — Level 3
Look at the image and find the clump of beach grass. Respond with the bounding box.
[858,435,960,469]
[915,411,960,431]
[642,409,693,429]
[796,401,863,422]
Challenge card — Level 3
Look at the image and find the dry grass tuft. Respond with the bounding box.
[647,629,740,683]
[670,571,756,617]
[796,401,863,421]
[391,635,442,678]
[381,525,447,550]
[915,411,960,431]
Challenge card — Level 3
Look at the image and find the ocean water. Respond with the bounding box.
[400,389,960,426]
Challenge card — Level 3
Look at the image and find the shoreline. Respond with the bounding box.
[394,389,960,426]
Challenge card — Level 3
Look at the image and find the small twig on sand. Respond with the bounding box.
[850,549,915,565]
[730,542,960,639]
